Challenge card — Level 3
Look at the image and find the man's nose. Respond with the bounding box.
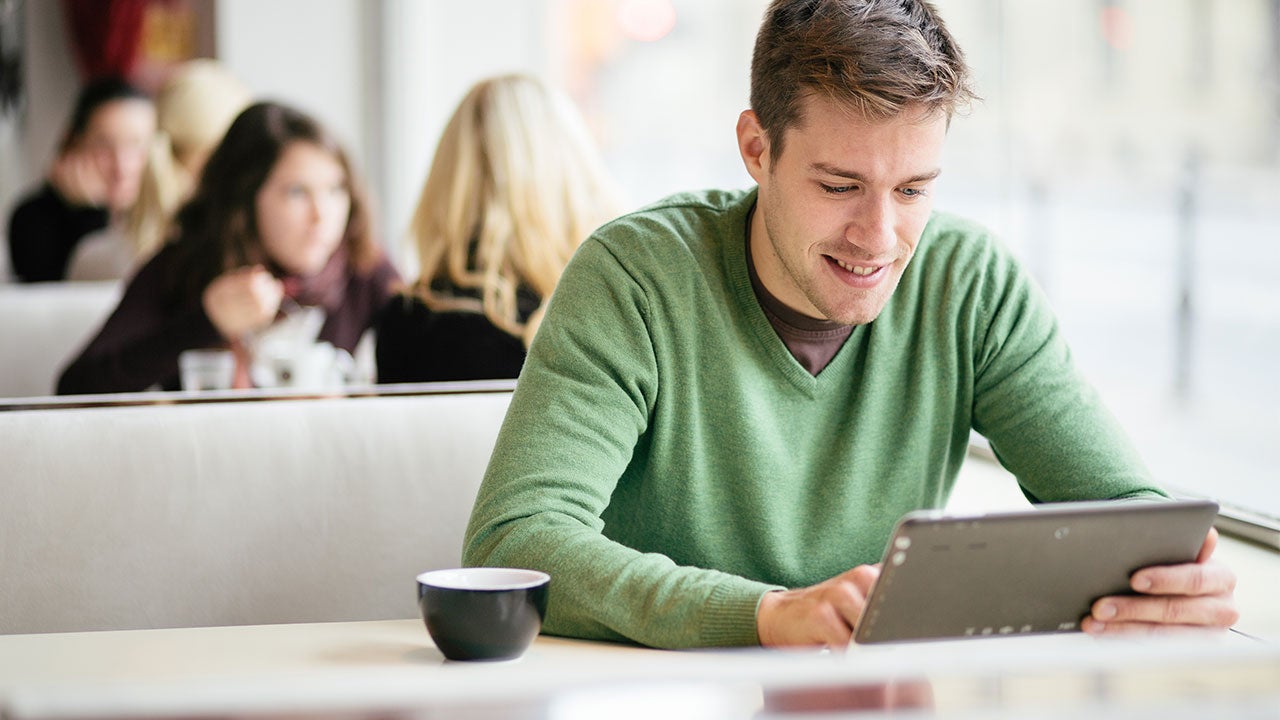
[844,194,897,255]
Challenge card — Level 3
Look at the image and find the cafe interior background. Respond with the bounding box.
[0,0,1276,521]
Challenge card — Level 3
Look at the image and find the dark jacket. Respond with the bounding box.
[7,183,109,282]
[374,286,538,383]
[57,243,400,395]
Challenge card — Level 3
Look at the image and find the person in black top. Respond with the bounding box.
[7,77,154,282]
[57,102,400,395]
[375,74,619,383]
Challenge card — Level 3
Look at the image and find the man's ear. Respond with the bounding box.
[736,110,770,183]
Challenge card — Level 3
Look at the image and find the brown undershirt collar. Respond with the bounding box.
[744,204,854,376]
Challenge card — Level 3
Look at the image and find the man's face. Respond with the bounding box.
[738,95,947,325]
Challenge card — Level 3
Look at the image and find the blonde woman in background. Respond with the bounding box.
[375,74,620,383]
[68,60,251,281]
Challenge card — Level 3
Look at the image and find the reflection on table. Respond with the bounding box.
[1,619,1276,719]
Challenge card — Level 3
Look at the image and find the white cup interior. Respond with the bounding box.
[417,568,549,591]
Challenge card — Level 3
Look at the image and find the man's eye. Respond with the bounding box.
[900,187,926,198]
[821,184,855,195]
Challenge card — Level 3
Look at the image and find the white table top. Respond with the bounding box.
[2,618,1277,719]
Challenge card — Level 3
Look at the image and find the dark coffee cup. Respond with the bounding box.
[416,568,550,661]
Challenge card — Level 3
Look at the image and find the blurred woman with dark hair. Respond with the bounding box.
[7,77,154,282]
[57,101,400,395]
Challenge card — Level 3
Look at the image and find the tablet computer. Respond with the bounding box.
[853,499,1219,644]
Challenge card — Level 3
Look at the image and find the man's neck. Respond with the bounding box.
[744,202,852,375]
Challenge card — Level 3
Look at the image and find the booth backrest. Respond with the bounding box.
[0,281,121,398]
[0,389,513,634]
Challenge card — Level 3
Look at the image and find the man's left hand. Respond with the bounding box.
[1082,527,1238,634]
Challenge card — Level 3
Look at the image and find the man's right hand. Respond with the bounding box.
[202,266,285,341]
[756,564,881,648]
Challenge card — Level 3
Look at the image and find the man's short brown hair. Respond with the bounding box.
[750,0,975,158]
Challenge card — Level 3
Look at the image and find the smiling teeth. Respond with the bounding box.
[836,259,879,276]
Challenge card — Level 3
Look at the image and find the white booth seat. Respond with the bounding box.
[0,387,513,635]
[0,281,121,398]
[7,383,1275,641]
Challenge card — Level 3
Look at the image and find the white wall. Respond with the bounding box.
[214,0,371,169]
[13,0,77,181]
[1,0,79,281]
[377,0,550,276]
[5,1,379,281]
[0,111,15,280]
[214,0,551,275]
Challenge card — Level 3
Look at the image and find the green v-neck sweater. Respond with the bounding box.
[464,188,1162,649]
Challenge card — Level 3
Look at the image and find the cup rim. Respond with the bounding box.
[417,567,550,591]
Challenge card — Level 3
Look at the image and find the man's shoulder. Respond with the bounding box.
[887,211,1029,319]
[915,210,1014,274]
[557,189,754,314]
[894,210,1043,331]
[920,210,997,249]
[589,188,754,256]
[632,188,755,217]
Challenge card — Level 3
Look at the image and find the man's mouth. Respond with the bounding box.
[833,258,883,276]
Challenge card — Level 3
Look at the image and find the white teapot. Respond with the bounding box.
[254,341,353,390]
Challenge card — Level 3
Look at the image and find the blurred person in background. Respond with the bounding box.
[68,60,253,281]
[375,74,620,383]
[7,77,154,282]
[57,101,400,395]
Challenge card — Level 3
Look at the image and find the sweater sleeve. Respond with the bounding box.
[56,249,224,395]
[463,238,777,649]
[969,239,1165,502]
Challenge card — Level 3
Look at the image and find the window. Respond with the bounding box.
[552,0,1278,514]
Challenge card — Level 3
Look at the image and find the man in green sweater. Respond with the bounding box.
[463,0,1238,648]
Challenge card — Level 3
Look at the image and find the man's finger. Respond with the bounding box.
[1130,561,1236,596]
[1081,618,1217,636]
[814,602,855,648]
[810,569,877,644]
[1090,594,1239,627]
[840,564,880,592]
